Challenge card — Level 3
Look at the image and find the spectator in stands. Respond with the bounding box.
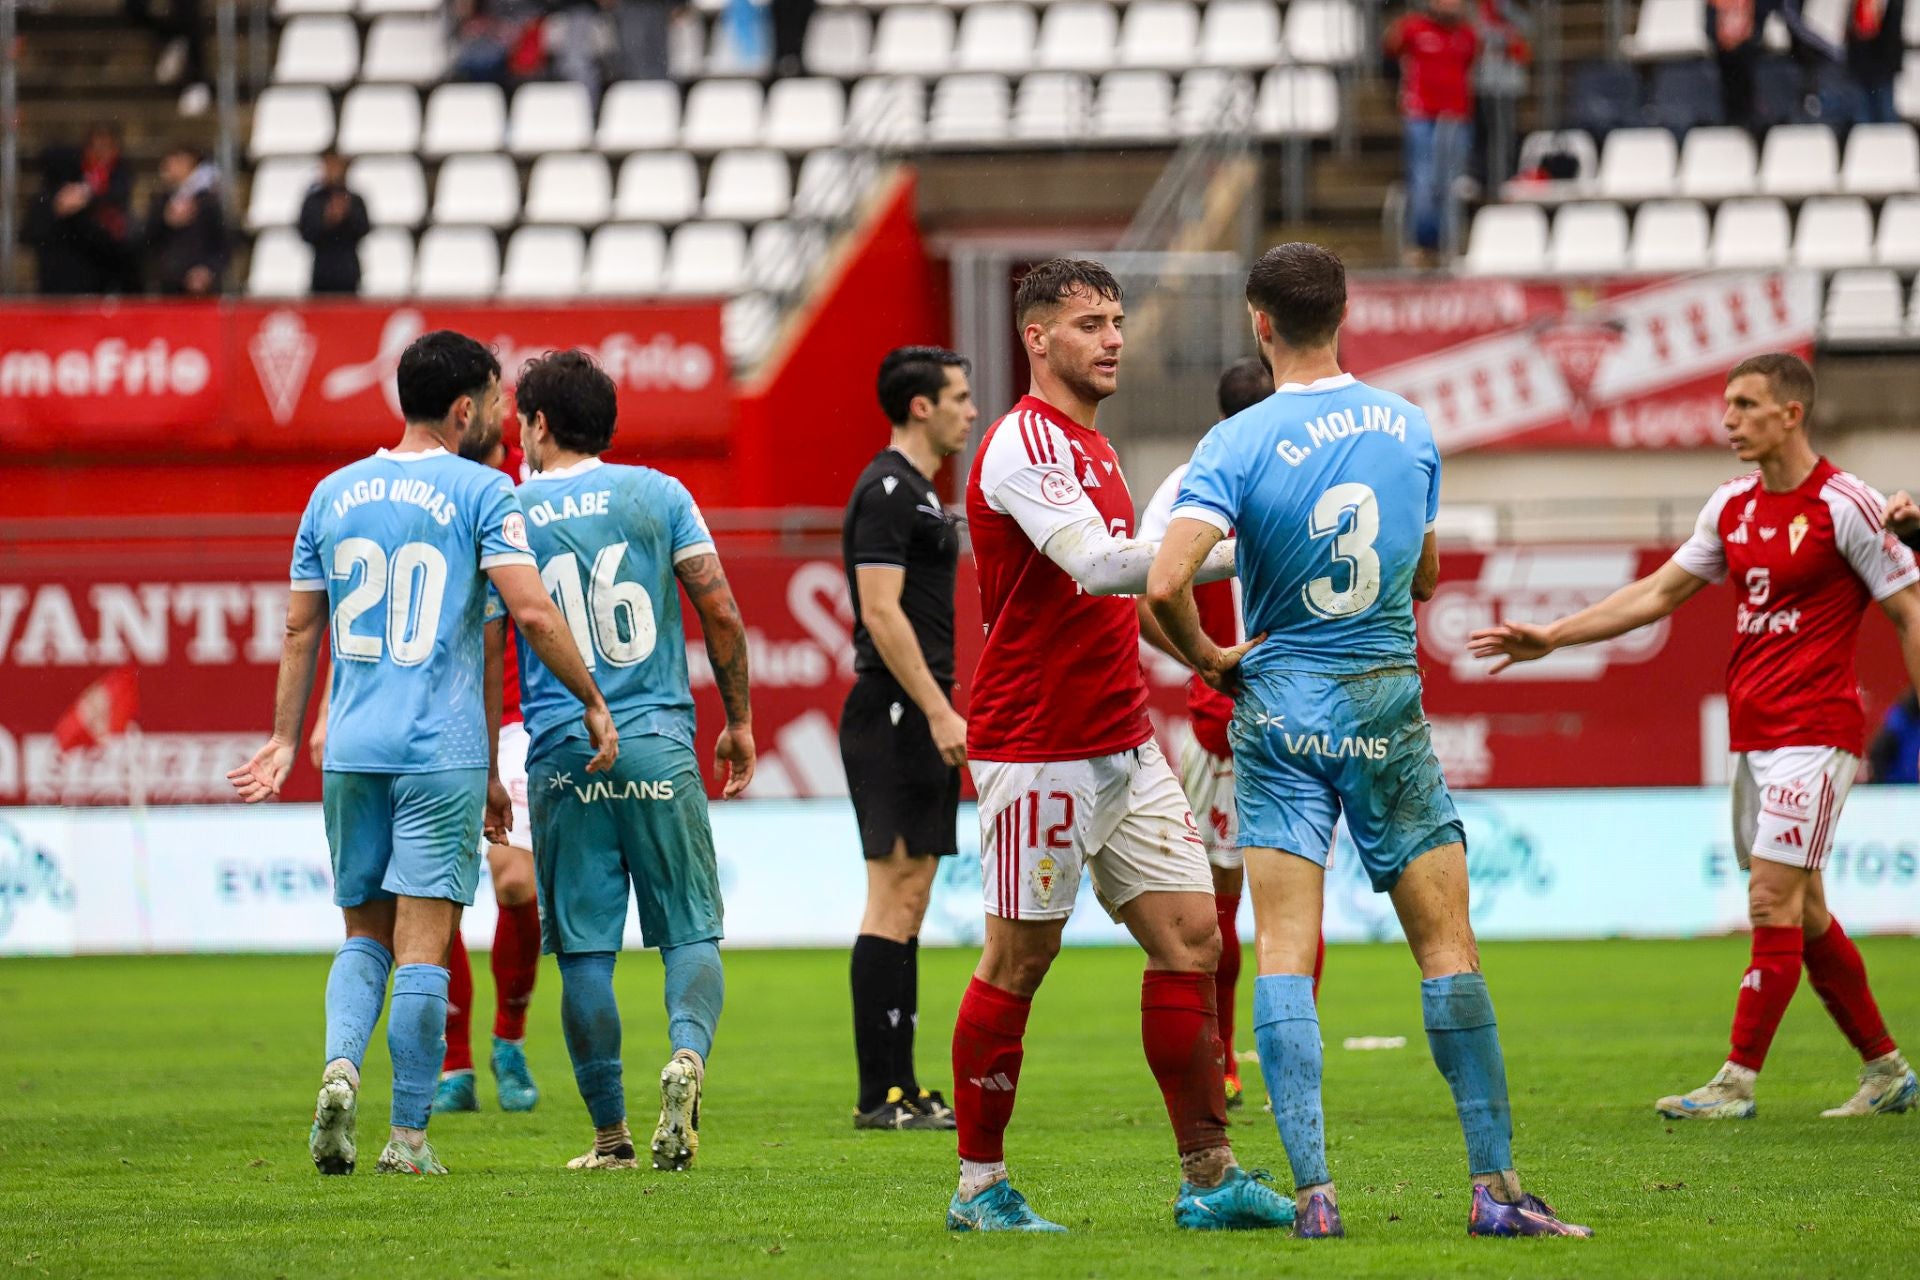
[1472,0,1532,190]
[124,0,210,116]
[1846,0,1904,124]
[22,128,139,295]
[1385,0,1478,268]
[1709,0,1843,130]
[547,0,617,102]
[299,150,372,296]
[613,0,683,81]
[143,145,228,297]
[450,0,548,86]
[771,0,815,77]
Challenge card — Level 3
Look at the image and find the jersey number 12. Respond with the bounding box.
[542,542,657,668]
[1302,482,1382,620]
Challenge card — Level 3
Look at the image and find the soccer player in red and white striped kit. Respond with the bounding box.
[1472,353,1920,1119]
[944,260,1292,1234]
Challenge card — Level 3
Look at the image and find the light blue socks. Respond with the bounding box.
[558,951,625,1128]
[387,963,450,1130]
[1421,972,1514,1176]
[323,936,392,1071]
[660,940,724,1060]
[1253,973,1329,1189]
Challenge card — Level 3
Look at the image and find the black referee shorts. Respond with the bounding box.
[839,674,960,860]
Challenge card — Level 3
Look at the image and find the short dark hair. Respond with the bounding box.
[1014,258,1123,326]
[1727,351,1816,416]
[516,349,619,455]
[1245,242,1347,349]
[396,330,501,424]
[876,346,970,426]
[1217,356,1274,419]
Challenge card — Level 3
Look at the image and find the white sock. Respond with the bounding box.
[959,1159,1008,1200]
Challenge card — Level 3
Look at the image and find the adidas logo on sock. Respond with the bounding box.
[969,1072,1016,1092]
[1741,970,1763,992]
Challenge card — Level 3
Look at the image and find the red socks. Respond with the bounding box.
[1214,895,1242,1078]
[952,977,1031,1163]
[491,901,541,1042]
[1313,931,1326,1002]
[1728,925,1804,1071]
[444,932,475,1074]
[1141,970,1230,1156]
[1805,917,1896,1062]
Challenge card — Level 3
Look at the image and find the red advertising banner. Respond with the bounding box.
[1341,271,1820,453]
[0,301,729,454]
[2,539,1908,805]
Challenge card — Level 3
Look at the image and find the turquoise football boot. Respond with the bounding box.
[432,1070,478,1114]
[1174,1167,1296,1230]
[491,1038,540,1113]
[946,1180,1067,1233]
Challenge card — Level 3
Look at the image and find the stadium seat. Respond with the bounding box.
[704,149,793,220]
[1095,70,1175,140]
[1595,127,1678,200]
[585,223,668,295]
[871,7,956,76]
[1547,202,1629,273]
[431,153,521,228]
[929,74,1012,145]
[247,227,313,296]
[347,155,427,226]
[1822,269,1904,341]
[614,152,702,222]
[1841,122,1920,196]
[804,9,872,79]
[524,152,613,225]
[273,16,358,86]
[1118,1,1199,70]
[1709,197,1792,268]
[1907,0,1920,44]
[847,76,926,146]
[1758,124,1840,197]
[1198,0,1282,68]
[724,292,781,365]
[509,82,595,156]
[1792,196,1875,269]
[1257,67,1339,137]
[1283,0,1361,65]
[1012,73,1092,142]
[250,87,334,158]
[337,85,421,155]
[597,80,682,152]
[501,226,587,297]
[682,79,765,151]
[358,227,415,296]
[1898,52,1920,122]
[1460,204,1548,274]
[1513,129,1598,186]
[794,149,862,220]
[1644,58,1723,132]
[957,4,1038,74]
[246,156,316,230]
[278,0,350,13]
[359,16,445,84]
[1177,69,1255,135]
[764,78,846,150]
[1628,199,1711,270]
[664,221,749,294]
[748,219,825,293]
[1038,3,1120,71]
[1568,60,1642,138]
[422,83,507,156]
[1625,0,1711,58]
[414,225,500,296]
[1676,126,1758,199]
[359,0,437,13]
[1874,194,1920,267]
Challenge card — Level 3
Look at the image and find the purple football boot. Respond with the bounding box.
[1466,1185,1593,1238]
[1292,1192,1345,1239]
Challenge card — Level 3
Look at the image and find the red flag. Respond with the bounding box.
[54,667,139,750]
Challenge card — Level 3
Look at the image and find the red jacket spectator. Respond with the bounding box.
[1385,5,1480,121]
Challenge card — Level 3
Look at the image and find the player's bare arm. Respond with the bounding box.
[855,563,966,766]
[1413,530,1442,602]
[307,681,330,769]
[487,561,619,773]
[1886,490,1920,538]
[228,588,328,802]
[1146,516,1264,693]
[482,617,513,843]
[1881,582,1920,697]
[676,550,756,798]
[1468,559,1711,673]
[1134,595,1185,663]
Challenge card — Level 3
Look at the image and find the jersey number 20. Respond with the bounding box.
[1302,482,1382,620]
[542,543,656,668]
[332,537,447,666]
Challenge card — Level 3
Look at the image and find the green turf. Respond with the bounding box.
[3,938,1918,1277]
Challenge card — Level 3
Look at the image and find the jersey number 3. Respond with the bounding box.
[542,542,657,668]
[1302,482,1383,619]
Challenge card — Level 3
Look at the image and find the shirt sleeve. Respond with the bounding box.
[1137,465,1185,541]
[980,413,1108,552]
[1169,424,1241,536]
[846,474,915,570]
[1827,479,1920,601]
[290,489,326,591]
[1671,489,1731,584]
[477,477,537,572]
[666,477,718,565]
[1421,417,1443,531]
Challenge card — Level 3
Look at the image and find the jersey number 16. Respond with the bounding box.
[542,542,657,668]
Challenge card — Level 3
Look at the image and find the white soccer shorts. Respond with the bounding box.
[481,719,534,856]
[1177,732,1242,872]
[1732,746,1859,872]
[972,738,1215,922]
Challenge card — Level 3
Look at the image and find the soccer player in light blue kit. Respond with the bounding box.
[229,330,618,1176]
[1145,244,1590,1240]
[508,350,754,1172]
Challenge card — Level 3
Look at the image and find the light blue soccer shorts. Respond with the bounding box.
[322,768,488,907]
[527,729,723,954]
[1229,666,1464,893]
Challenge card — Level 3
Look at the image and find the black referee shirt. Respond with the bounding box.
[841,448,959,688]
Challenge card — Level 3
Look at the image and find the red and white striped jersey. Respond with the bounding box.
[1672,458,1919,754]
[964,395,1153,762]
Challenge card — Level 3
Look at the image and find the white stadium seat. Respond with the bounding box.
[422,83,507,156]
[1284,0,1362,64]
[273,16,358,86]
[848,76,926,147]
[748,220,824,294]
[1710,197,1792,268]
[250,87,334,158]
[337,85,421,156]
[359,16,445,84]
[597,81,682,152]
[248,227,313,296]
[1823,269,1904,341]
[1177,69,1252,135]
[1038,3,1120,72]
[1119,1,1199,70]
[957,4,1039,74]
[1759,124,1841,197]
[1792,195,1875,269]
[501,226,587,297]
[681,79,765,151]
[724,292,780,364]
[1547,201,1629,273]
[1676,126,1757,199]
[278,0,351,14]
[1874,194,1920,267]
[1461,204,1548,275]
[1625,0,1711,58]
[509,82,596,156]
[1013,72,1092,142]
[871,7,956,76]
[804,9,872,79]
[524,152,613,226]
[359,0,437,13]
[930,73,1012,145]
[1899,52,1920,122]
[347,155,427,226]
[664,221,749,295]
[703,149,793,220]
[764,78,846,151]
[247,156,317,230]
[1258,67,1339,137]
[358,227,415,296]
[1628,199,1711,271]
[1840,122,1920,196]
[1595,128,1679,201]
[413,225,500,296]
[794,149,862,220]
[431,153,521,228]
[1095,70,1175,140]
[614,151,701,222]
[1199,0,1282,69]
[586,223,668,295]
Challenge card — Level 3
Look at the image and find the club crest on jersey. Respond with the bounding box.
[1789,514,1809,554]
[882,476,898,495]
[1040,470,1082,506]
[1031,857,1059,905]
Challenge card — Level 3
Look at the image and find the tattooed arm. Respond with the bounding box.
[676,550,755,798]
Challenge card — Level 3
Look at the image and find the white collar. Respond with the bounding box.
[376,446,449,463]
[1275,373,1357,395]
[525,456,605,482]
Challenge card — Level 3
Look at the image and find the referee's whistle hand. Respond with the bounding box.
[930,707,969,767]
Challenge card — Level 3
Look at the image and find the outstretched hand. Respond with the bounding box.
[1885,490,1919,537]
[1467,621,1555,674]
[227,738,296,803]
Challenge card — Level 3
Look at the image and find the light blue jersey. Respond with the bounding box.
[513,458,716,758]
[292,447,535,774]
[1173,372,1440,679]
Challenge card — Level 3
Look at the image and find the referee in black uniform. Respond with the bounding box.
[840,345,976,1130]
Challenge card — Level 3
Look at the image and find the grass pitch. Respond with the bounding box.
[4,938,1919,1278]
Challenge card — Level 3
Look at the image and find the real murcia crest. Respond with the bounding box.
[882,476,898,495]
[1031,857,1059,905]
[1788,514,1809,554]
[248,310,316,425]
